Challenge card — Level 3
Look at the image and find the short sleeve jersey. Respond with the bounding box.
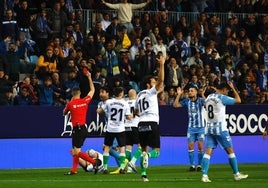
[125,98,140,128]
[204,93,235,134]
[101,98,131,132]
[136,87,159,123]
[65,95,92,127]
[180,97,205,132]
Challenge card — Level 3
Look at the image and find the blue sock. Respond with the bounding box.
[188,150,194,166]
[109,148,120,167]
[201,154,210,175]
[228,153,239,174]
[198,150,204,165]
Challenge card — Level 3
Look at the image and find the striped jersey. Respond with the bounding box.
[101,98,131,133]
[180,97,205,132]
[204,93,235,135]
[136,87,159,123]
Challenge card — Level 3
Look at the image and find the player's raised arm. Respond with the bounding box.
[173,87,183,108]
[155,55,165,92]
[227,81,241,104]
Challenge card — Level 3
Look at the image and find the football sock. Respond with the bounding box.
[201,154,211,175]
[140,155,146,176]
[119,153,126,169]
[71,155,79,173]
[109,148,120,167]
[125,149,132,161]
[228,153,239,174]
[131,147,142,164]
[149,149,159,158]
[103,152,109,170]
[188,150,194,166]
[78,151,95,164]
[198,150,204,165]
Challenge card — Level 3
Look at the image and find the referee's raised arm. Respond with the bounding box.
[85,71,95,98]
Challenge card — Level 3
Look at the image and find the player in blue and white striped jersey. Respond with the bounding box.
[173,85,206,172]
[201,82,248,183]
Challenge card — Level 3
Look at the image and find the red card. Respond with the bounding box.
[83,67,88,75]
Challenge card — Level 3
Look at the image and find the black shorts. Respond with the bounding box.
[72,125,87,148]
[104,132,126,147]
[125,127,140,145]
[138,122,160,148]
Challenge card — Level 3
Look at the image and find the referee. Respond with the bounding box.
[63,70,100,175]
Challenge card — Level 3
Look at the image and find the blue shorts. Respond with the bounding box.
[187,132,205,143]
[205,131,233,149]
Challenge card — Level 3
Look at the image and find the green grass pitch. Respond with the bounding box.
[0,164,267,188]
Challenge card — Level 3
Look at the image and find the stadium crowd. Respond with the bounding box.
[0,0,268,106]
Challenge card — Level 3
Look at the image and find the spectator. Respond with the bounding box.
[0,53,10,75]
[148,26,161,46]
[47,37,64,58]
[4,42,21,82]
[37,76,60,106]
[35,47,58,81]
[165,57,183,88]
[14,0,35,39]
[0,68,16,96]
[51,72,66,106]
[35,9,53,55]
[53,46,65,73]
[16,31,37,74]
[174,16,191,40]
[241,13,258,42]
[118,50,138,92]
[101,12,111,32]
[82,34,98,60]
[89,21,106,45]
[13,86,34,105]
[63,69,80,101]
[162,24,174,47]
[139,42,157,79]
[72,22,84,46]
[75,10,87,36]
[100,40,120,81]
[19,75,38,104]
[257,64,268,91]
[129,37,142,62]
[153,36,167,59]
[0,89,14,106]
[105,16,121,42]
[158,90,167,105]
[47,1,68,39]
[156,11,171,37]
[222,62,235,82]
[1,9,19,42]
[168,30,189,63]
[191,12,210,44]
[140,12,153,38]
[187,48,204,69]
[166,86,176,105]
[102,0,151,34]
